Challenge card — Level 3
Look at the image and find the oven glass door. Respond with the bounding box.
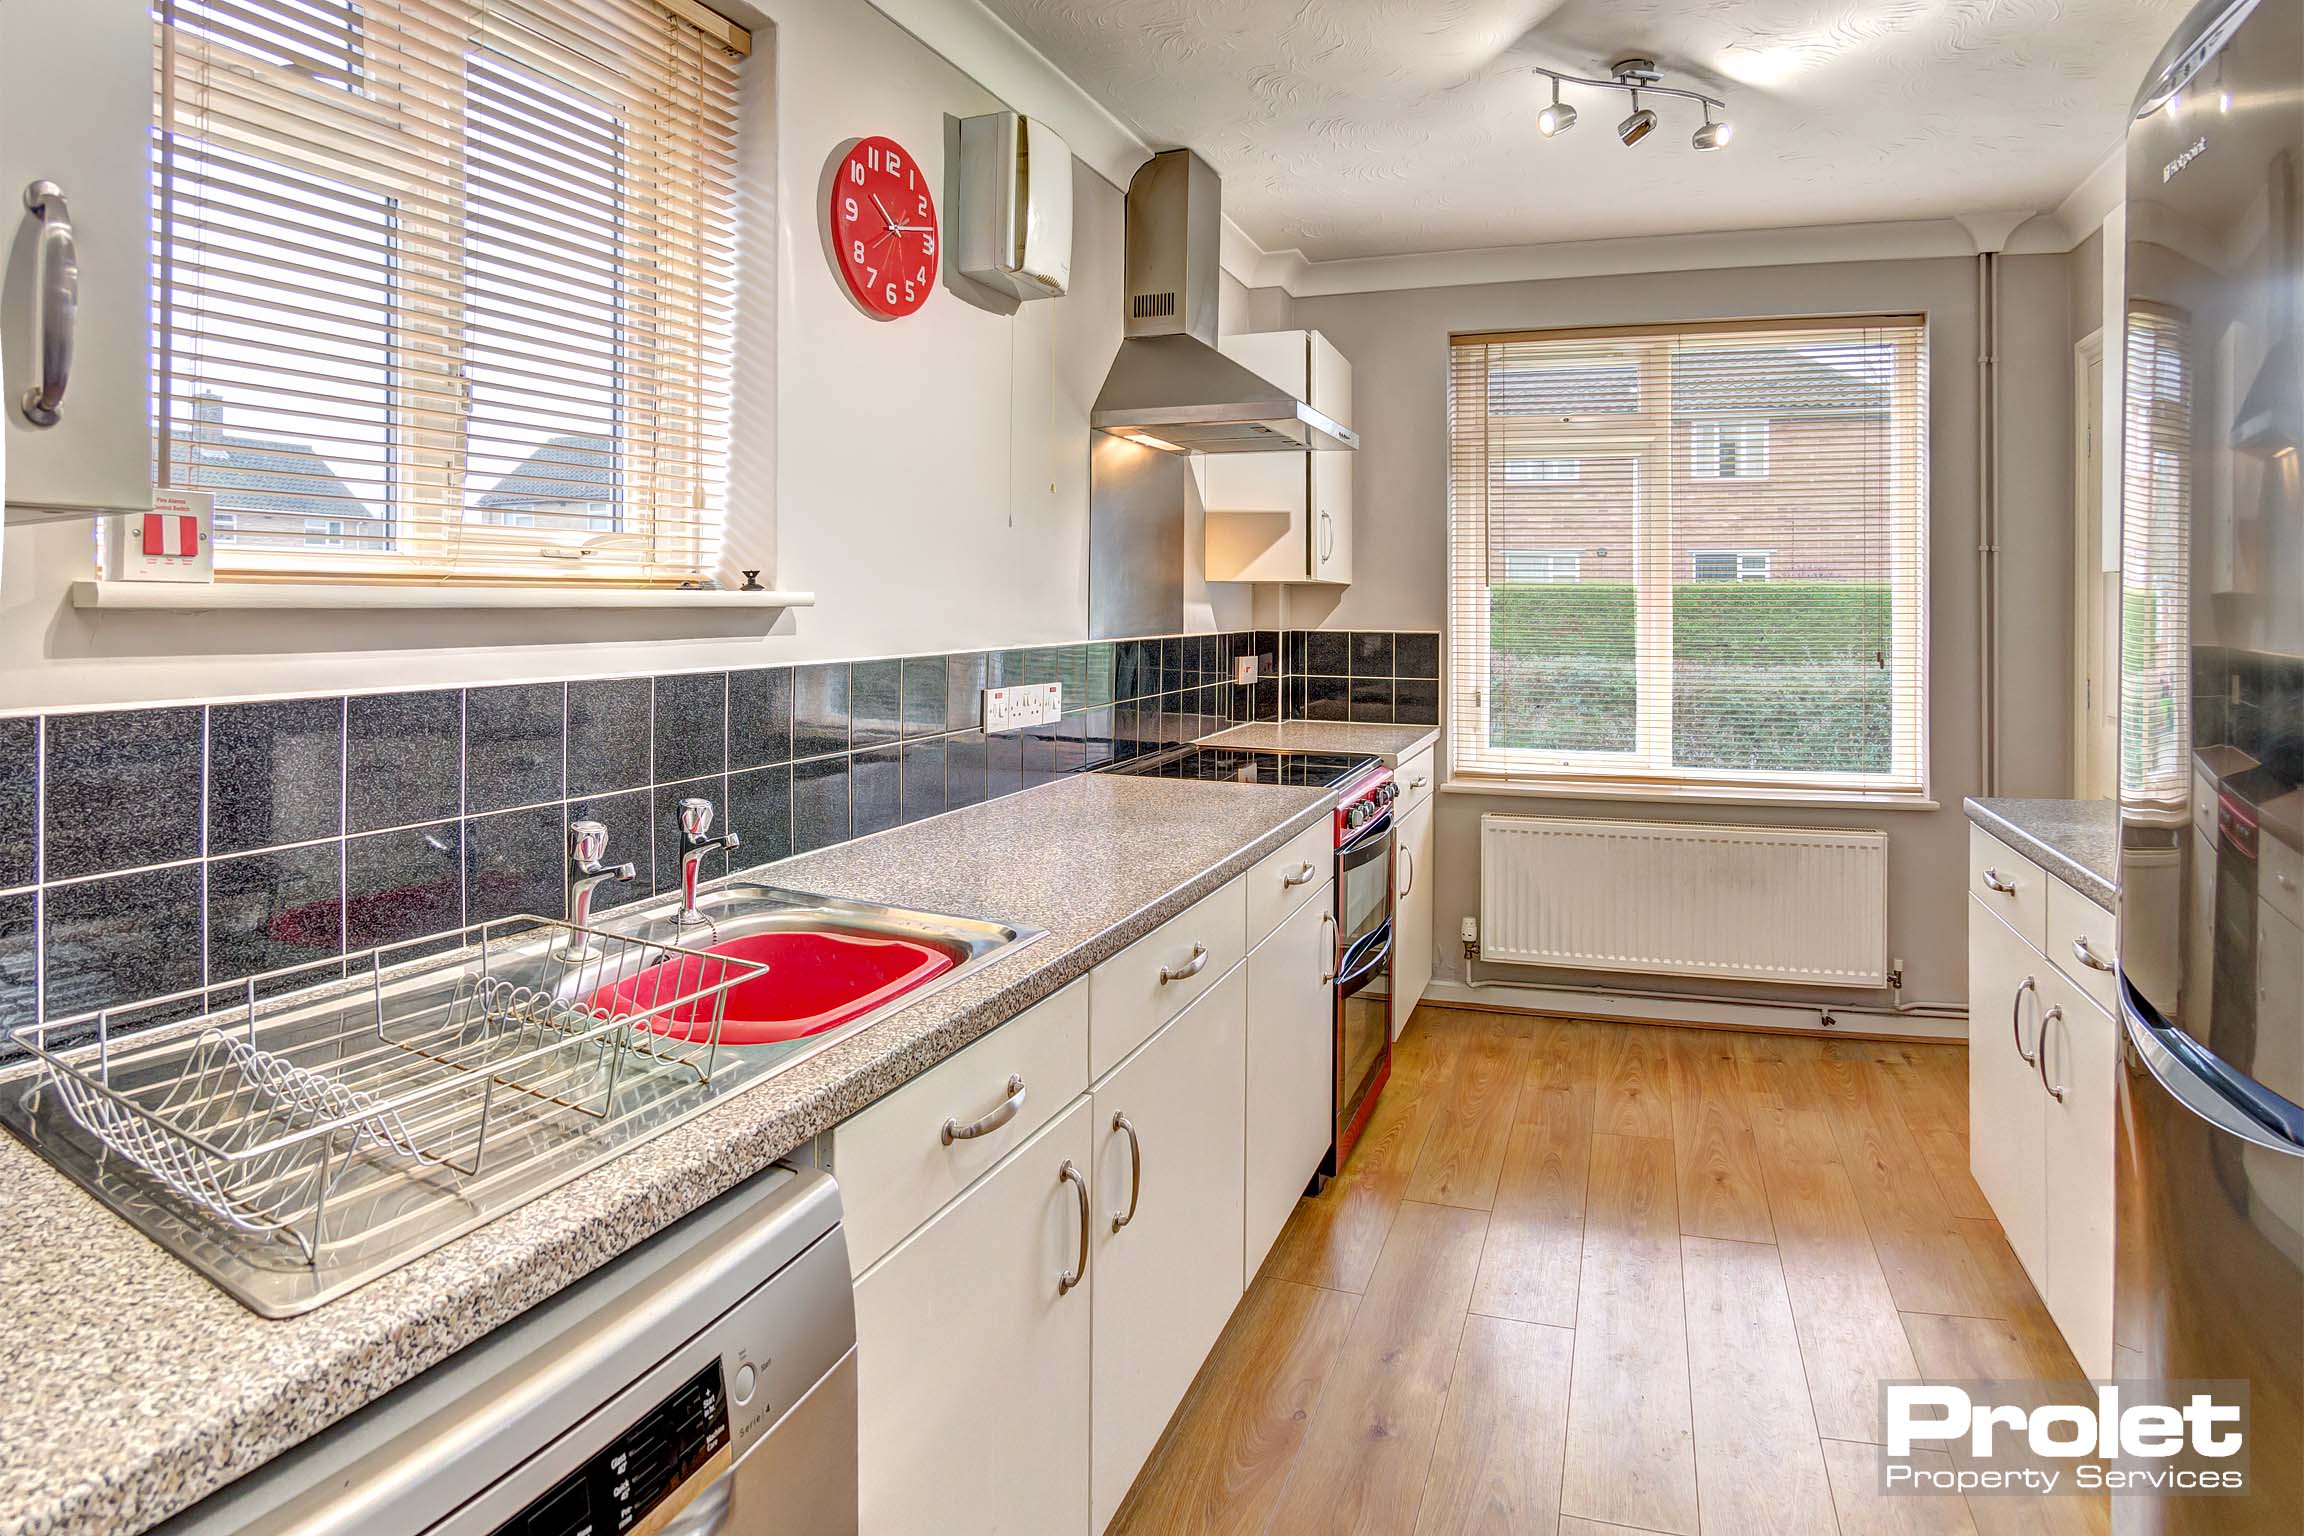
[1333,920,1393,1169]
[1337,814,1394,955]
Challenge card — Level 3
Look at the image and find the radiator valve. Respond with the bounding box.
[1460,915,1480,960]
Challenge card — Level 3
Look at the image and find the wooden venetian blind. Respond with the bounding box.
[1446,316,1931,796]
[152,0,743,584]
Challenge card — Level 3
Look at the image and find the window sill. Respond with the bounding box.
[70,580,814,615]
[1440,777,1939,813]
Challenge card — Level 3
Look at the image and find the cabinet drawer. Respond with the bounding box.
[1969,825,2048,950]
[1245,818,1331,950]
[1089,878,1247,1080]
[2262,832,2304,930]
[834,981,1088,1276]
[1394,746,1435,818]
[2046,877,2118,1013]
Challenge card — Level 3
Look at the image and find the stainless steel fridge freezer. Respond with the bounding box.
[2116,0,2304,1529]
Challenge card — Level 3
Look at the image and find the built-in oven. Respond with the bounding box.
[1327,767,1397,1178]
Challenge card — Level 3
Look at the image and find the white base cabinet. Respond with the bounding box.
[855,1096,1094,1536]
[1965,833,2119,1378]
[1245,880,1334,1282]
[1392,797,1434,1040]
[1090,964,1248,1532]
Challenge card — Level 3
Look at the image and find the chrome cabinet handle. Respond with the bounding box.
[1319,511,1335,561]
[1110,1112,1141,1231]
[1058,1159,1089,1294]
[2038,1005,2067,1101]
[1320,912,1337,983]
[2071,935,2114,973]
[19,181,75,428]
[1409,775,1430,790]
[1159,943,1209,985]
[1282,860,1318,889]
[1399,846,1415,899]
[942,1074,1026,1145]
[2011,975,2039,1065]
[1981,866,2018,896]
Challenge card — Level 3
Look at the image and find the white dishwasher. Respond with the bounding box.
[158,1164,856,1536]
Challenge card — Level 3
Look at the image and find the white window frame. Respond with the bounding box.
[1689,418,1771,479]
[1447,319,1929,804]
[1502,457,1581,484]
[1501,547,1583,583]
[1690,549,1773,582]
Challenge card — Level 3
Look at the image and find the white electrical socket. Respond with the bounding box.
[1234,655,1258,685]
[982,682,1062,733]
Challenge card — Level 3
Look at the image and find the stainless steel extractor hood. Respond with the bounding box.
[1091,150,1358,454]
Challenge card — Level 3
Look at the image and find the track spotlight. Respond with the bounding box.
[1538,76,1578,136]
[1692,108,1731,150]
[1618,92,1657,146]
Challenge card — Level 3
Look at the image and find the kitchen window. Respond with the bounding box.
[1446,315,1930,799]
[150,0,747,586]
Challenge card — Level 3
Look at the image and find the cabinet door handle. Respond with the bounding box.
[2071,935,2114,973]
[1318,510,1335,562]
[941,1074,1026,1145]
[2011,975,2039,1065]
[1159,942,1209,985]
[1399,846,1415,899]
[1408,775,1430,790]
[19,181,76,428]
[1282,860,1318,889]
[1981,866,2019,896]
[1320,912,1337,983]
[1110,1112,1142,1231]
[2037,1005,2067,1101]
[1058,1159,1089,1294]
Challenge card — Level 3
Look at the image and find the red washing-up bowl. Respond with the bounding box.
[585,928,959,1045]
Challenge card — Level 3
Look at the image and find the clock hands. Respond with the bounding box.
[869,192,920,239]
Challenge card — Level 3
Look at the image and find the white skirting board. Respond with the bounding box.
[1420,978,1967,1041]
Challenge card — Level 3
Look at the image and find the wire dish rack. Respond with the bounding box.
[0,917,770,1312]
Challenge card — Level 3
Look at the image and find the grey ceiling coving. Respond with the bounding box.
[981,0,2198,261]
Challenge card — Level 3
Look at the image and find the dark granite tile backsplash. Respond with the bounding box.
[0,628,1346,1034]
[1284,630,1442,726]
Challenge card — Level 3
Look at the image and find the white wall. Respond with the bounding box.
[1282,254,2080,1008]
[0,0,1126,712]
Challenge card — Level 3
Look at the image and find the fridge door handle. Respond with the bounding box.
[19,180,77,428]
[2120,983,2304,1157]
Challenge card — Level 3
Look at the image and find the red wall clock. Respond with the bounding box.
[829,135,939,319]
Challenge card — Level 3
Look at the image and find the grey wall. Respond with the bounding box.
[1279,254,2080,1008]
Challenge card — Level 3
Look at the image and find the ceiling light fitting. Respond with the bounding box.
[1533,57,1729,151]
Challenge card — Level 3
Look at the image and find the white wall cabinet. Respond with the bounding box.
[855,1095,1095,1536]
[1965,842,2118,1377]
[1245,879,1334,1281]
[1391,797,1434,1040]
[1201,329,1354,584]
[2,0,152,518]
[1089,964,1248,1532]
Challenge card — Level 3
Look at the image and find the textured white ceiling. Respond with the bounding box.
[978,0,2192,262]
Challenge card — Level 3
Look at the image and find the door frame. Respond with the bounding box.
[2071,328,2115,800]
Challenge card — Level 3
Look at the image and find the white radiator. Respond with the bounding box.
[1479,814,1889,987]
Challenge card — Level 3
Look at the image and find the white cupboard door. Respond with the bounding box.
[2,0,152,515]
[1968,894,2048,1287]
[1090,962,1248,1533]
[1391,799,1434,1039]
[1308,331,1353,431]
[2038,969,2117,1378]
[1202,452,1312,582]
[1245,883,1334,1282]
[856,1096,1094,1536]
[1311,448,1352,584]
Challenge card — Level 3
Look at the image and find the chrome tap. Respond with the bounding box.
[565,820,636,956]
[676,797,741,928]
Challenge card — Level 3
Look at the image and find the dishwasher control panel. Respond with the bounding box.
[494,1361,731,1536]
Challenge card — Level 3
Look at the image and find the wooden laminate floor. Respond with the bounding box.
[1108,1006,2109,1536]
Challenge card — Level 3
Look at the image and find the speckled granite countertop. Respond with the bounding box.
[1963,797,2118,910]
[0,774,1334,1536]
[1198,720,1440,760]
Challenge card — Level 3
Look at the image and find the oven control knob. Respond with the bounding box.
[1345,803,1368,828]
